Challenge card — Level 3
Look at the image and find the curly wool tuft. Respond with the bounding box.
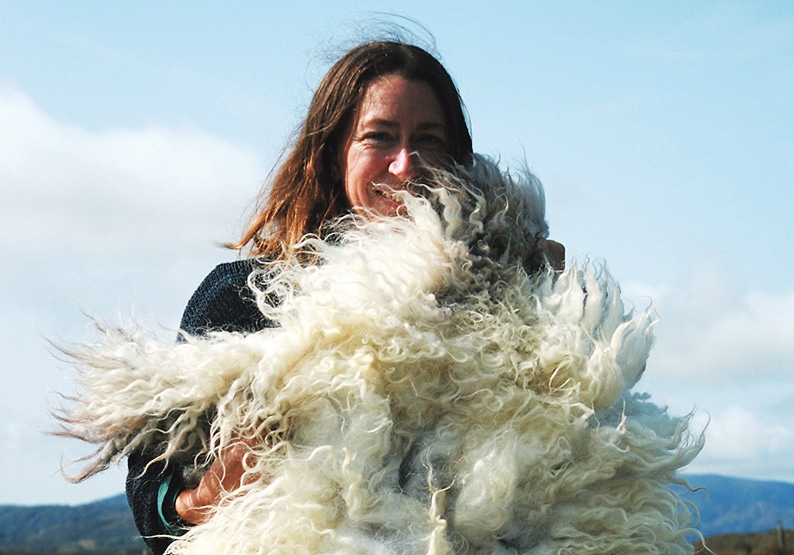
[55,156,703,554]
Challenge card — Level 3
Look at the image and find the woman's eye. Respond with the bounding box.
[363,132,392,143]
[416,134,445,149]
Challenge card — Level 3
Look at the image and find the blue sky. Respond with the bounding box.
[1,1,792,505]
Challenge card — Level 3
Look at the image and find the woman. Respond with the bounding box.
[60,34,701,553]
[127,40,563,554]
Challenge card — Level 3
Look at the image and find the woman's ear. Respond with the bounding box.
[539,238,565,272]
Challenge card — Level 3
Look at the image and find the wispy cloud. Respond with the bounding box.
[1,90,268,504]
[628,268,794,482]
[654,286,794,385]
[688,406,794,481]
[0,89,264,259]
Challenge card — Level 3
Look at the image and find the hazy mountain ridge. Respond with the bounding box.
[681,474,794,536]
[0,495,145,553]
[0,474,792,553]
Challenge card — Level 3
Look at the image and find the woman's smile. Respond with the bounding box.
[338,74,448,217]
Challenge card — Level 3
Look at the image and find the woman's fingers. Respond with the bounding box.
[174,441,255,525]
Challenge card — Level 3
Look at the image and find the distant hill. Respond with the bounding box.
[0,494,146,553]
[1,474,792,553]
[680,474,794,537]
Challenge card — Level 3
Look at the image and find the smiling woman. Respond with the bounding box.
[339,75,448,217]
[232,40,473,260]
[45,37,567,554]
[126,39,484,555]
[55,33,710,555]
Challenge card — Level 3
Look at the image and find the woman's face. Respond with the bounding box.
[338,74,448,217]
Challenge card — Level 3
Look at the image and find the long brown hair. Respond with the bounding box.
[233,41,473,258]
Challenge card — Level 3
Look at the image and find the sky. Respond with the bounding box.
[1,1,792,506]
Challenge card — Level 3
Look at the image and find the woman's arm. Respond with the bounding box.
[125,259,273,553]
[126,451,184,554]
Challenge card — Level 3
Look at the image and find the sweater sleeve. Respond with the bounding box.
[125,450,183,554]
[125,259,274,554]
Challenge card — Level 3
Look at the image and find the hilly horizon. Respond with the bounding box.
[1,473,792,553]
[679,474,794,537]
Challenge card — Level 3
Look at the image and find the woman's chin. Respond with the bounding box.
[370,197,405,218]
[351,191,407,218]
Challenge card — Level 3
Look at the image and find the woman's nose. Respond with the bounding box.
[388,147,418,181]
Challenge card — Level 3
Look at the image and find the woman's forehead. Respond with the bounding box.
[354,75,446,127]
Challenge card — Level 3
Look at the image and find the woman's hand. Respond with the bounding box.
[174,440,257,525]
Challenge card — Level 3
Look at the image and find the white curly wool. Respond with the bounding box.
[58,157,703,554]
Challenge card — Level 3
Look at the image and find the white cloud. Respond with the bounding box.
[685,405,794,482]
[653,287,794,384]
[619,272,794,483]
[698,406,791,461]
[625,255,794,390]
[0,89,265,259]
[0,90,271,504]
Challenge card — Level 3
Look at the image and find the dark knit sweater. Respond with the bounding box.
[125,259,273,555]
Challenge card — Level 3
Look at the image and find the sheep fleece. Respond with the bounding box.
[59,158,702,554]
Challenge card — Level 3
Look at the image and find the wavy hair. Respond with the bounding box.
[233,40,473,258]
